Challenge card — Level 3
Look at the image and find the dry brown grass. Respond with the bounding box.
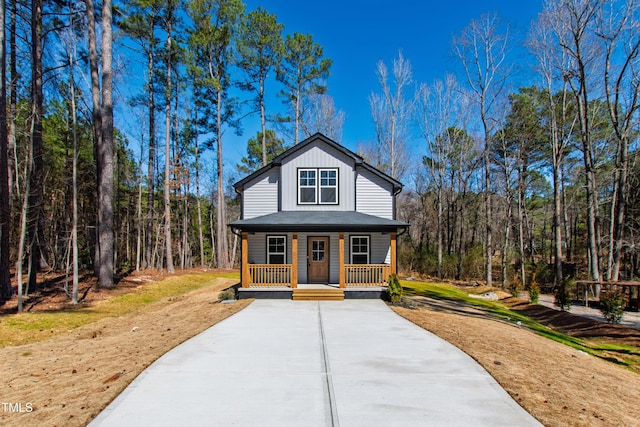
[393,297,640,427]
[0,276,250,427]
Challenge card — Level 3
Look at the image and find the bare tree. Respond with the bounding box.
[454,13,510,287]
[300,91,345,142]
[598,0,640,281]
[529,7,578,288]
[546,0,602,285]
[415,75,463,279]
[369,50,413,180]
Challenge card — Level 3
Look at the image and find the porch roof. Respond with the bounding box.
[230,211,409,233]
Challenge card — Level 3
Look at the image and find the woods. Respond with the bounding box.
[0,0,638,308]
[396,0,640,294]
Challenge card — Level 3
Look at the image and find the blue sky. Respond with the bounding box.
[223,0,544,168]
[116,1,545,187]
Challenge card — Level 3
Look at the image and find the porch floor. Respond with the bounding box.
[237,284,386,300]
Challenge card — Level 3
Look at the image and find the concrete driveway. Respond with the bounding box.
[90,300,541,427]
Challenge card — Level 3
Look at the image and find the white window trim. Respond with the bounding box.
[350,235,370,264]
[298,169,317,205]
[267,235,287,264]
[298,168,339,205]
[319,169,338,204]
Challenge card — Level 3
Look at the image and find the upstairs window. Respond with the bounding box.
[267,236,286,264]
[299,169,317,204]
[298,168,338,205]
[320,169,337,204]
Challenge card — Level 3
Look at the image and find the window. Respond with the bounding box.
[350,236,369,264]
[298,168,338,205]
[312,239,326,261]
[298,169,316,204]
[267,236,286,264]
[320,169,337,203]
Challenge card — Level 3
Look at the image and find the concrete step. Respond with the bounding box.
[292,288,345,301]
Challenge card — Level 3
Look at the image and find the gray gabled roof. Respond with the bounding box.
[230,211,409,233]
[233,133,403,194]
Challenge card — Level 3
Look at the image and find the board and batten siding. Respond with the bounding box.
[242,168,279,219]
[280,141,355,211]
[355,170,394,219]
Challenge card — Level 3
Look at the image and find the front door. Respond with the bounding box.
[308,237,329,283]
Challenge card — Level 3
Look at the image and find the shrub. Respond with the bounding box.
[600,289,627,324]
[386,274,403,304]
[554,278,574,311]
[528,273,540,304]
[218,288,236,301]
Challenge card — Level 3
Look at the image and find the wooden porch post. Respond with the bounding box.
[241,232,249,288]
[291,233,298,288]
[390,231,397,276]
[339,233,345,288]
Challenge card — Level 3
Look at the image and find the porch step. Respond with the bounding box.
[292,288,345,301]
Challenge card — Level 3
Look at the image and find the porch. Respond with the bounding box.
[240,232,396,289]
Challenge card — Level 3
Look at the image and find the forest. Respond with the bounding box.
[0,0,638,309]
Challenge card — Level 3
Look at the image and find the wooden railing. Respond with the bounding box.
[344,264,391,287]
[249,264,292,287]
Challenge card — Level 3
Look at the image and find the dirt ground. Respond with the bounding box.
[0,271,250,427]
[393,296,640,427]
[2,272,640,427]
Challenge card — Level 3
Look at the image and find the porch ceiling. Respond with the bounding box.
[230,211,409,233]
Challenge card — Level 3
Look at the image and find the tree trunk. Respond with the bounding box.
[28,0,46,292]
[195,107,205,268]
[145,45,156,269]
[436,185,443,279]
[98,0,114,288]
[0,0,9,304]
[517,161,527,289]
[7,0,16,199]
[68,10,79,303]
[209,207,216,267]
[136,135,144,271]
[608,135,628,281]
[85,0,102,277]
[294,87,300,144]
[163,27,174,273]
[578,95,600,286]
[16,122,32,312]
[260,79,267,166]
[483,116,492,287]
[216,91,229,268]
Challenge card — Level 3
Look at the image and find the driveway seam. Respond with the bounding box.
[318,302,340,427]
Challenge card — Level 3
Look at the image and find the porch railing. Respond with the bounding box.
[248,264,292,287]
[344,264,391,287]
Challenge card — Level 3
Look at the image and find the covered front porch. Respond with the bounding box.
[240,232,397,288]
[230,211,409,299]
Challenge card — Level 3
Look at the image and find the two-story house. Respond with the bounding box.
[230,133,408,299]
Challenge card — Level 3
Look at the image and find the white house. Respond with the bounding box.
[230,133,408,299]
